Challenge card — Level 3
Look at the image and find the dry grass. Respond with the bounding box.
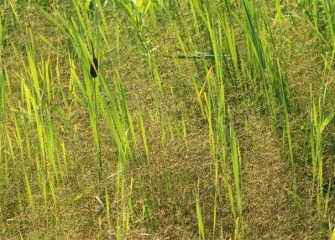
[1,1,335,239]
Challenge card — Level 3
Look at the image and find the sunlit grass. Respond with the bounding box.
[1,0,335,239]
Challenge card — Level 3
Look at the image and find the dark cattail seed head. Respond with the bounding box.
[90,57,98,78]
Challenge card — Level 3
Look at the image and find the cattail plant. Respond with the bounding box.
[90,41,98,78]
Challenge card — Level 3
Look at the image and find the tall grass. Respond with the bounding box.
[309,84,334,223]
[1,0,335,239]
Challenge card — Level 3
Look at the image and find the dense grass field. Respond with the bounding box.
[1,0,335,239]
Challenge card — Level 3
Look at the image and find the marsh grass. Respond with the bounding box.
[1,0,335,239]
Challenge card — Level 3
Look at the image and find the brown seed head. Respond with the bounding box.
[90,57,98,78]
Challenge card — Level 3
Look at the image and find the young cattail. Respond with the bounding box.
[90,41,98,78]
